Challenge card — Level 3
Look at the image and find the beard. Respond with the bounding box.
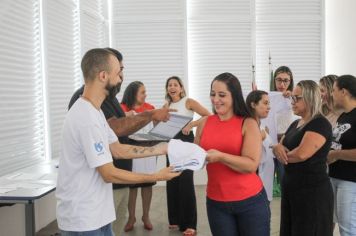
[105,81,122,99]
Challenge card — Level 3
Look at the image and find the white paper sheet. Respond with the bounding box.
[168,139,207,171]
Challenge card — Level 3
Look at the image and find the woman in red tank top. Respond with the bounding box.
[195,73,270,236]
[121,81,156,232]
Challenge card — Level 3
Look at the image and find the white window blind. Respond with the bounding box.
[42,0,82,159]
[112,0,186,108]
[256,0,324,90]
[187,0,254,109]
[0,0,45,175]
[80,0,109,55]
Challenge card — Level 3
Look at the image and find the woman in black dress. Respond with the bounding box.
[273,80,333,236]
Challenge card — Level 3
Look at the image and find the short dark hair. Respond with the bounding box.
[246,90,269,117]
[273,66,294,91]
[105,47,123,62]
[336,75,356,98]
[211,72,251,117]
[81,48,115,82]
[121,81,144,110]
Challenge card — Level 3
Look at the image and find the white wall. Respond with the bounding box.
[325,0,356,76]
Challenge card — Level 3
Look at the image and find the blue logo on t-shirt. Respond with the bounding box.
[94,141,104,153]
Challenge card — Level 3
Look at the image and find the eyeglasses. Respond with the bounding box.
[275,78,291,85]
[290,95,303,103]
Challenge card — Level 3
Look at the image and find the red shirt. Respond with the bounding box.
[200,115,263,201]
[121,103,155,113]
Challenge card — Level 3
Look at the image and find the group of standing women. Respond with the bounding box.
[270,68,356,236]
[117,67,356,236]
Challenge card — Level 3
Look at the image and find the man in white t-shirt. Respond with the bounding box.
[56,48,180,236]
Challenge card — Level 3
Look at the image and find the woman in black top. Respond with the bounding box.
[273,80,333,236]
[327,75,356,236]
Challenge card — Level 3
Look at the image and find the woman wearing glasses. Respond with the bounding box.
[271,66,295,191]
[327,75,356,236]
[273,66,294,97]
[273,80,333,236]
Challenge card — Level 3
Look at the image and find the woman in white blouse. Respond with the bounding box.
[246,90,274,202]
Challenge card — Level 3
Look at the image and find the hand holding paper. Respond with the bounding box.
[167,139,207,172]
[205,149,222,163]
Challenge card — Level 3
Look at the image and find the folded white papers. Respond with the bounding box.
[167,139,207,171]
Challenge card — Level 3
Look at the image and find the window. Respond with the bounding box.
[111,0,186,107]
[0,0,45,175]
[187,0,254,109]
[255,0,324,90]
[80,0,110,55]
[42,0,82,159]
[0,0,323,176]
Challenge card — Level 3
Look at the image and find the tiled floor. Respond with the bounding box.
[38,185,340,236]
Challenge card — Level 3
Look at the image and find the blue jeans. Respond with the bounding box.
[60,223,114,236]
[331,177,356,236]
[206,189,270,236]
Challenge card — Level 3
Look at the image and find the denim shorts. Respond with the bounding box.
[60,223,114,236]
[331,177,356,236]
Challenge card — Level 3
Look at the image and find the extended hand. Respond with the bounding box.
[156,167,181,181]
[125,111,136,117]
[151,108,177,122]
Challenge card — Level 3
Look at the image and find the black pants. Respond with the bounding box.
[166,131,197,231]
[280,178,333,236]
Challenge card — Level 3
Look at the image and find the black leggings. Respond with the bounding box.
[166,131,197,231]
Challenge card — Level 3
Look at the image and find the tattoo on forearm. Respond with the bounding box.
[139,147,155,154]
[131,147,155,155]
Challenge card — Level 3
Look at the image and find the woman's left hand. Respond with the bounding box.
[182,124,192,135]
[206,149,222,163]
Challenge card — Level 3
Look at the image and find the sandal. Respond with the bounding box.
[183,228,196,236]
[124,218,136,232]
[142,216,153,230]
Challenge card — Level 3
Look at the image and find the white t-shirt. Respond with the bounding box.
[56,98,118,231]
